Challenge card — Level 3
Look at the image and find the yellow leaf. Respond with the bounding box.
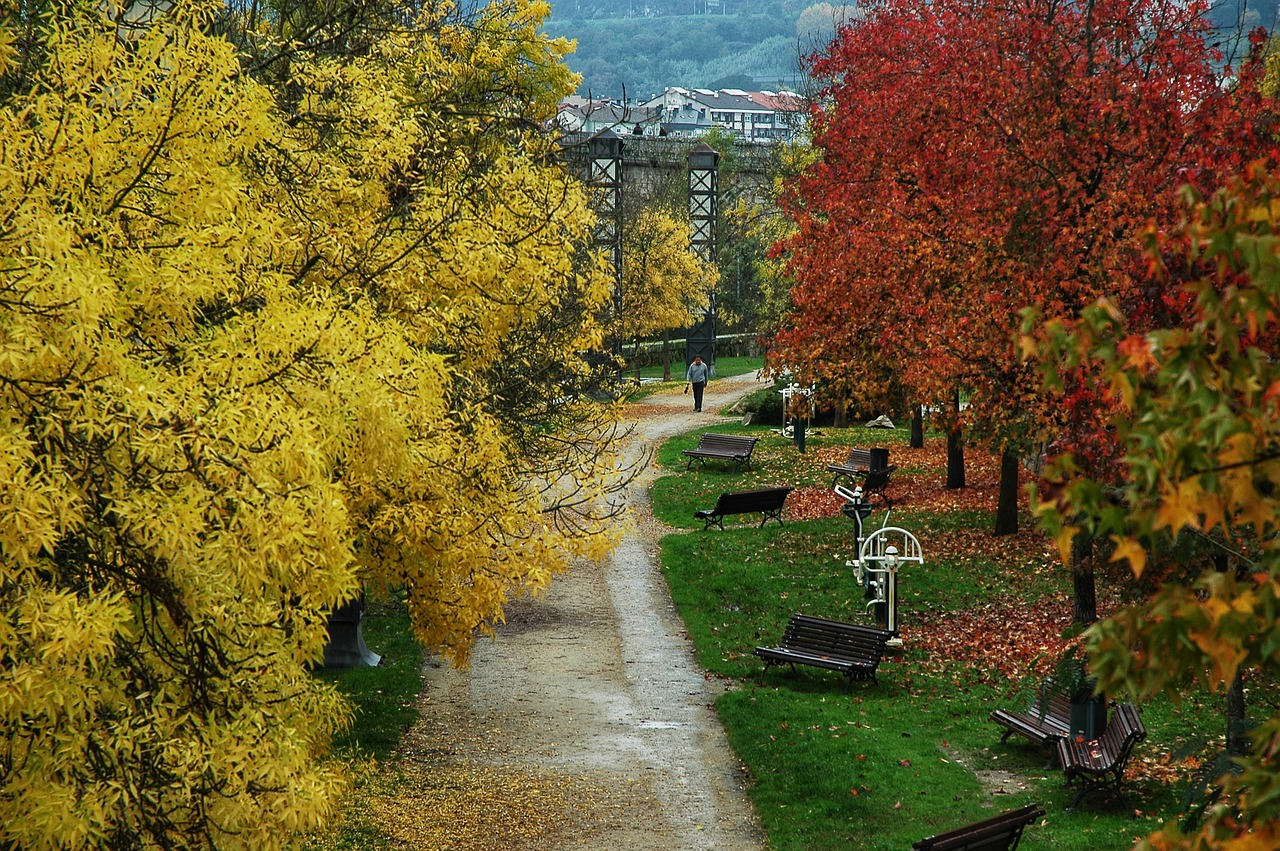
[1153,479,1203,532]
[1110,536,1148,578]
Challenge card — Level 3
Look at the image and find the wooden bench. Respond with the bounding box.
[1056,701,1146,811]
[912,803,1045,850]
[694,486,791,530]
[827,447,874,485]
[860,465,896,507]
[991,678,1073,752]
[754,614,896,689]
[681,433,759,471]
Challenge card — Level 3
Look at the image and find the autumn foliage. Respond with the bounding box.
[0,0,624,847]
[772,0,1271,461]
[1028,165,1280,849]
[771,0,1280,846]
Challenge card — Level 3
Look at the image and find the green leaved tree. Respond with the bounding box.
[1026,164,1280,849]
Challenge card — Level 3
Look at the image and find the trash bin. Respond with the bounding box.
[869,447,889,471]
[323,594,382,668]
[1070,694,1107,740]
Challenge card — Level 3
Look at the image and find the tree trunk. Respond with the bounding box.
[1227,671,1249,759]
[1215,552,1250,760]
[994,446,1019,536]
[662,331,672,381]
[946,427,965,488]
[834,393,848,428]
[1072,533,1097,625]
[910,403,924,449]
[946,390,965,488]
[634,336,642,383]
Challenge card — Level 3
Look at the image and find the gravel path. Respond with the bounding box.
[406,372,771,850]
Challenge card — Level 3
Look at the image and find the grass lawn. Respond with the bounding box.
[306,595,422,850]
[652,422,1242,850]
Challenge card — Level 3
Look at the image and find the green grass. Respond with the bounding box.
[652,424,914,529]
[623,355,765,401]
[655,428,1240,850]
[639,354,764,380]
[306,595,423,850]
[317,594,423,757]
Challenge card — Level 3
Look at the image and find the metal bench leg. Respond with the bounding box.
[1066,776,1126,812]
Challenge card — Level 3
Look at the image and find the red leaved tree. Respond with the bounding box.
[773,0,1271,563]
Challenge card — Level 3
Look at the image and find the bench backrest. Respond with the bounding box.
[864,466,895,489]
[783,614,895,660]
[845,447,890,470]
[1034,678,1071,721]
[1098,702,1146,761]
[714,487,791,513]
[696,433,758,454]
[912,803,1045,851]
[844,448,872,467]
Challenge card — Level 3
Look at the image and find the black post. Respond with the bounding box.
[323,593,381,669]
[687,142,719,369]
[588,129,624,372]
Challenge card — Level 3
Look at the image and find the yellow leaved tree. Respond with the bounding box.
[0,4,355,846]
[230,0,630,658]
[618,205,715,381]
[0,0,627,847]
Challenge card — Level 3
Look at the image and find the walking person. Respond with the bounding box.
[685,355,709,412]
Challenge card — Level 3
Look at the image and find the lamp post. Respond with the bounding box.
[588,129,624,366]
[687,142,719,370]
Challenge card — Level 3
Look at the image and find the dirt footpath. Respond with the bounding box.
[399,373,770,850]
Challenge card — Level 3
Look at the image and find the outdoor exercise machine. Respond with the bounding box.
[836,483,924,648]
[779,382,815,451]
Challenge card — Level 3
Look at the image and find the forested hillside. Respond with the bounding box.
[544,13,803,98]
[544,0,847,98]
[545,0,1277,99]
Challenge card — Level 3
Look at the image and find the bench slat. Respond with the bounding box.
[754,613,895,689]
[694,486,790,530]
[912,803,1045,851]
[990,679,1073,747]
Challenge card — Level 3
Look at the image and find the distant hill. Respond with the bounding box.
[544,0,828,99]
[545,0,1278,101]
[544,13,806,99]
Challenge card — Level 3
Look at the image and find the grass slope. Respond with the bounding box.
[654,422,1244,850]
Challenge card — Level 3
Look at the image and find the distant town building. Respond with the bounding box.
[555,87,807,142]
[637,87,807,141]
[554,96,665,137]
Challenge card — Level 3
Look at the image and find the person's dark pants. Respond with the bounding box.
[692,381,705,412]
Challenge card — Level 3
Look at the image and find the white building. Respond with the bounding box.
[553,96,664,137]
[635,87,807,141]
